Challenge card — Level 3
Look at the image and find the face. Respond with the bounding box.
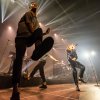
[29,2,38,9]
[67,44,75,51]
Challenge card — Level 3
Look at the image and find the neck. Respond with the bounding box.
[31,8,36,13]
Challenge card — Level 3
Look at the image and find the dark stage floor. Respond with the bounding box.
[0,84,100,100]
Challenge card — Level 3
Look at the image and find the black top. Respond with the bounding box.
[67,49,78,61]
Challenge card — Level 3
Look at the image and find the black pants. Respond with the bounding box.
[30,60,46,83]
[12,28,43,85]
[69,59,85,85]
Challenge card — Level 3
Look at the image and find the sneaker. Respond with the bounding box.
[10,92,20,100]
[79,78,87,83]
[23,72,28,77]
[26,76,31,80]
[39,84,47,89]
[23,73,31,80]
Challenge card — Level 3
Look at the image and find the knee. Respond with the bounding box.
[73,68,77,74]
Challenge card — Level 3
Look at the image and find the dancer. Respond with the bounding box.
[66,44,86,91]
[24,54,58,89]
[10,2,54,100]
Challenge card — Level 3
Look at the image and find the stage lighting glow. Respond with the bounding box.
[1,0,29,23]
[61,38,64,40]
[39,22,42,26]
[20,0,29,6]
[61,60,64,63]
[53,48,55,50]
[4,6,20,23]
[45,2,76,26]
[1,0,7,23]
[91,51,96,56]
[84,52,90,58]
[83,51,96,59]
[54,33,57,36]
[1,0,16,23]
[8,26,12,30]
[37,0,53,15]
[6,26,16,40]
[11,0,15,3]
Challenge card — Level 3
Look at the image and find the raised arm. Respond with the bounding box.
[48,54,58,62]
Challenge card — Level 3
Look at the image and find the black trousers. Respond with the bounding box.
[69,59,85,85]
[12,28,43,85]
[30,60,46,83]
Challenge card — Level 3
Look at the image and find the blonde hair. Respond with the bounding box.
[67,44,75,50]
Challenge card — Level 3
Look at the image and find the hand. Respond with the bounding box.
[68,64,71,66]
[72,57,76,61]
[55,60,58,62]
[45,28,50,35]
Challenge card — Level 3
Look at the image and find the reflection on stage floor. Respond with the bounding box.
[0,84,100,100]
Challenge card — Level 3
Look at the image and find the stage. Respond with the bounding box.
[0,84,100,100]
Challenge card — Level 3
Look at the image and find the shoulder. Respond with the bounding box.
[25,11,31,16]
[25,11,36,16]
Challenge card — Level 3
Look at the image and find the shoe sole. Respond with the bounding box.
[31,37,54,61]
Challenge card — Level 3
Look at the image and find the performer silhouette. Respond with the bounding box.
[10,2,53,100]
[24,54,58,89]
[66,44,86,91]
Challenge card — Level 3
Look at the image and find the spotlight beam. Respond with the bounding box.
[46,1,76,26]
[55,0,76,24]
[1,0,5,21]
[53,9,100,33]
[4,0,10,18]
[3,0,29,22]
[3,6,20,23]
[16,0,28,8]
[78,10,100,24]
[38,0,53,15]
[2,0,10,21]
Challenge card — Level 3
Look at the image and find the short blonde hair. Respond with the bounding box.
[67,44,75,51]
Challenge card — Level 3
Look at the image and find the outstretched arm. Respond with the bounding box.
[48,54,58,62]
